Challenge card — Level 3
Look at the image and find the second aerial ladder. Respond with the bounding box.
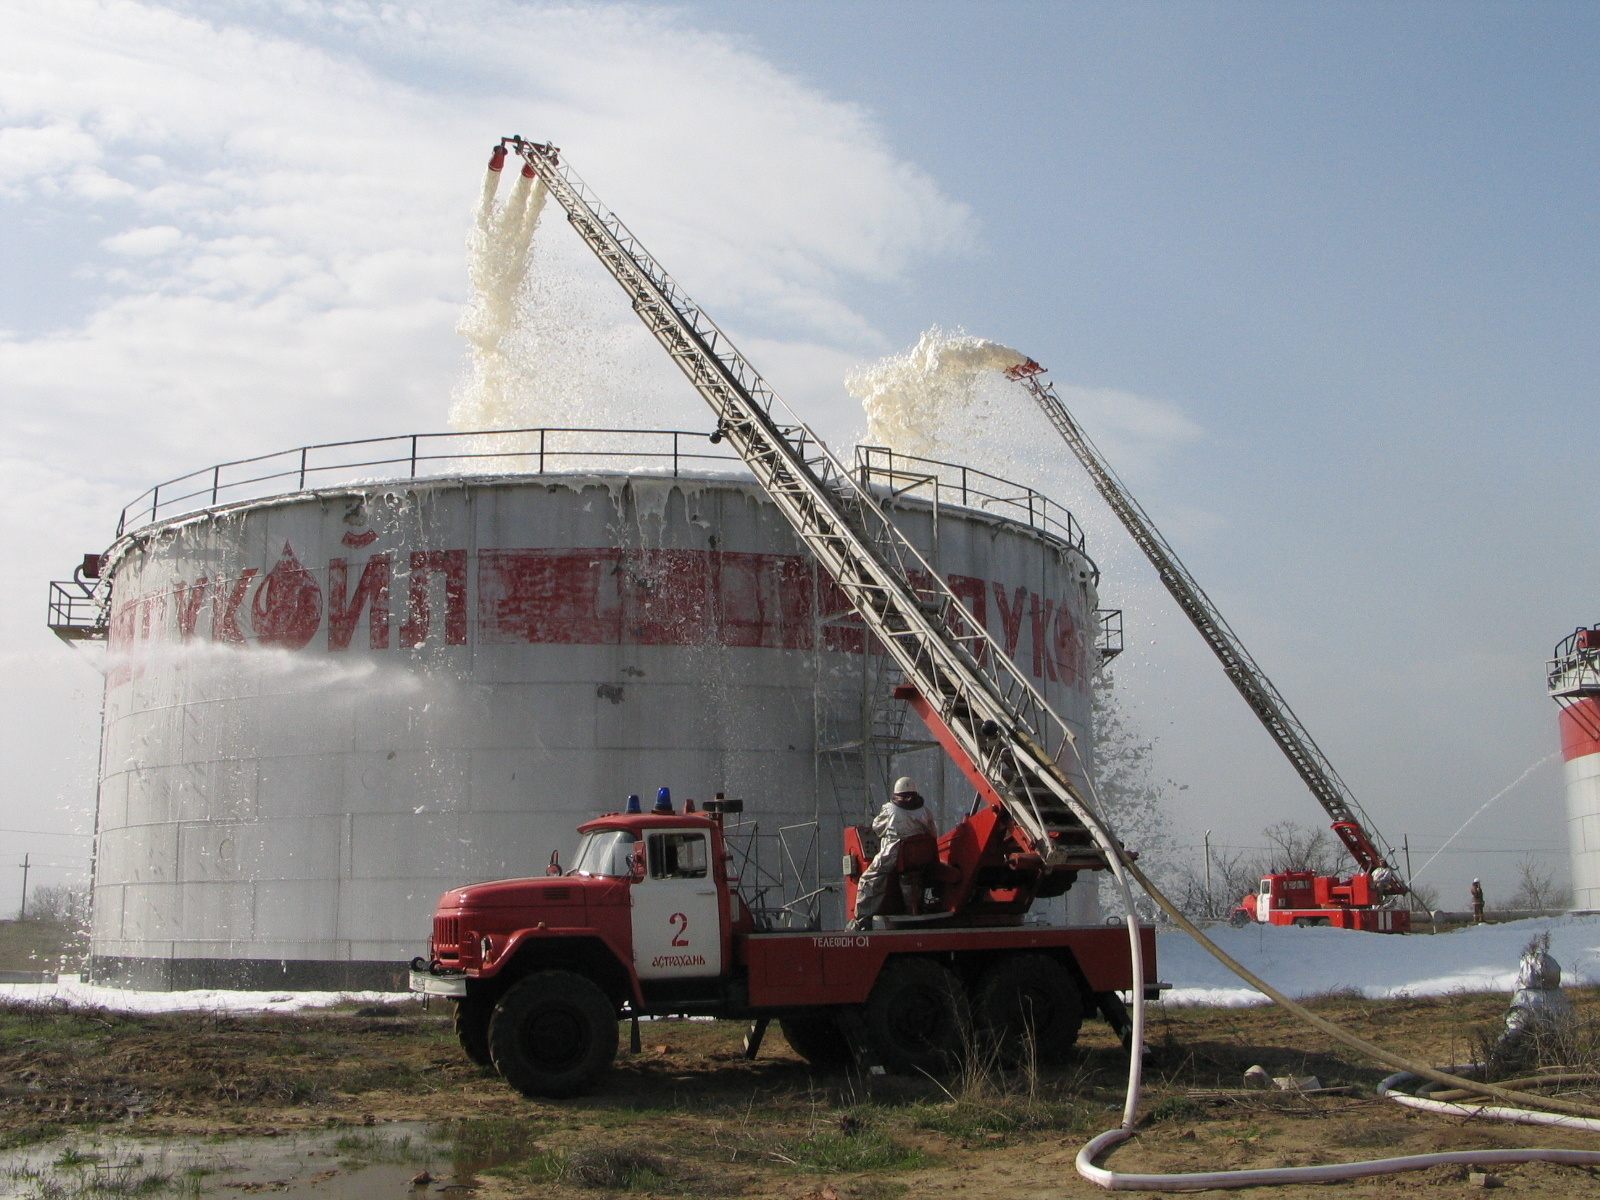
[1005,360,1408,930]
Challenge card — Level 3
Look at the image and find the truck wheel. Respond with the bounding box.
[1228,909,1250,928]
[863,957,968,1076]
[454,997,494,1068]
[973,953,1083,1065]
[488,970,618,1098]
[779,1013,853,1068]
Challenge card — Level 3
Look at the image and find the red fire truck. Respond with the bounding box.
[413,787,1154,1098]
[1229,869,1408,932]
[1223,820,1408,931]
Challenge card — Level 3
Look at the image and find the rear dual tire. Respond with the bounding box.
[971,953,1083,1065]
[859,953,1084,1075]
[862,957,969,1076]
[779,1013,854,1068]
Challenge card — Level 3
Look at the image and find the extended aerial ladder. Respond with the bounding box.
[501,136,1114,883]
[1005,360,1405,893]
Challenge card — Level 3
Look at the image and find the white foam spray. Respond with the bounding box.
[848,328,1029,459]
[444,160,703,461]
[449,163,550,431]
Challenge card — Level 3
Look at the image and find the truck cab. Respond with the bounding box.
[573,812,741,981]
[425,809,749,1001]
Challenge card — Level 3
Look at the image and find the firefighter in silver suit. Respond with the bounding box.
[847,776,939,931]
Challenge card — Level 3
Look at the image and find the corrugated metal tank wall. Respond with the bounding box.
[92,472,1103,988]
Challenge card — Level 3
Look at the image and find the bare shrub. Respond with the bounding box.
[1507,855,1570,911]
[25,884,89,928]
[1406,881,1441,912]
[1092,673,1178,922]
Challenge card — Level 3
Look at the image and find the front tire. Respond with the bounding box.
[1228,908,1251,928]
[862,957,968,1076]
[454,997,494,1068]
[488,970,618,1098]
[972,953,1083,1064]
[779,1013,853,1068]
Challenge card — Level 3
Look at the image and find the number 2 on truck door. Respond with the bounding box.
[631,830,722,978]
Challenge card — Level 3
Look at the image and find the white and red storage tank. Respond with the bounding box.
[1551,625,1600,912]
[85,439,1109,989]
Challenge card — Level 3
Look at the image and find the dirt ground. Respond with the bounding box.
[3,990,1600,1197]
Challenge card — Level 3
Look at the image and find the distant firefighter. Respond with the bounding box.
[1471,878,1485,923]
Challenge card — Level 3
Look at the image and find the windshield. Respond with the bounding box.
[570,830,639,878]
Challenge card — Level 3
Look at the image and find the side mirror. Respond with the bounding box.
[546,850,562,877]
[630,844,647,881]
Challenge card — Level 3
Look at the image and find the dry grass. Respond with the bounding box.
[0,991,1599,1196]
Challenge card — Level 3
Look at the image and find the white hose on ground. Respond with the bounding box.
[1379,1071,1600,1132]
[1070,854,1600,1190]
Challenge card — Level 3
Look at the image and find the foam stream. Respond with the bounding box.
[848,328,1028,458]
[449,165,550,431]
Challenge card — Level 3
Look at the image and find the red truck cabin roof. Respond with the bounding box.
[577,813,720,835]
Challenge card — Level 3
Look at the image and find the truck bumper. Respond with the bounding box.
[409,969,467,997]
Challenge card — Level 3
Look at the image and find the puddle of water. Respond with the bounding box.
[0,1122,505,1199]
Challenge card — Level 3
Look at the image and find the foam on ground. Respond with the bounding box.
[12,917,1597,1012]
[1159,915,1600,1006]
[0,979,410,1014]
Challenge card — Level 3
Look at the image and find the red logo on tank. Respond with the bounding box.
[252,542,323,650]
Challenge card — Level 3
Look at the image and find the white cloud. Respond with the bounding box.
[101,224,183,255]
[0,122,100,186]
[0,0,972,475]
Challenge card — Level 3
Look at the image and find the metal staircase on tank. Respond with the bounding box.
[507,136,1107,869]
[816,641,940,828]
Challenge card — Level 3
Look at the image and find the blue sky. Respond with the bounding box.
[1,0,1595,909]
[687,0,1600,897]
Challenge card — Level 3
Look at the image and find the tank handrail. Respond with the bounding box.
[855,445,1087,554]
[1548,627,1600,699]
[115,427,748,536]
[112,429,1097,564]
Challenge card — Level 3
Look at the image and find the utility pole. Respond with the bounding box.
[18,854,30,921]
[1204,830,1213,919]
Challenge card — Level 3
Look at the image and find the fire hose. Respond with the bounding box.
[1061,802,1600,1188]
